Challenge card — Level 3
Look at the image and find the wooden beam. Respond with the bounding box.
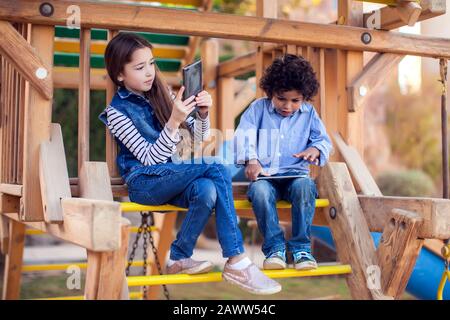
[377,208,424,298]
[0,214,9,254]
[3,196,122,251]
[2,0,450,58]
[0,20,52,100]
[218,52,257,78]
[21,25,54,221]
[347,53,404,111]
[359,195,450,239]
[2,219,25,300]
[317,162,389,300]
[39,123,71,224]
[363,0,446,30]
[201,39,219,130]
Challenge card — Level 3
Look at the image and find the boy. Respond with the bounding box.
[234,54,332,270]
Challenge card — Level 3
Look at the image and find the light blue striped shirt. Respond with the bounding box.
[234,97,332,176]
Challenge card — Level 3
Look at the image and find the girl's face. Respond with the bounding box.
[118,47,155,94]
[272,90,304,117]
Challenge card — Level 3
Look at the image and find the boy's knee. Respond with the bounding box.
[248,180,276,201]
[289,178,316,202]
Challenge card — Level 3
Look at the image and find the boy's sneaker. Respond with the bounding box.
[293,251,318,270]
[222,261,282,295]
[166,258,214,275]
[263,250,287,270]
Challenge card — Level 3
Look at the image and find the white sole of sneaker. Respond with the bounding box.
[179,261,214,275]
[222,273,282,295]
[294,261,318,271]
[263,258,286,270]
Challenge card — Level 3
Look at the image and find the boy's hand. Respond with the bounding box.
[195,90,212,119]
[293,147,320,166]
[245,159,269,181]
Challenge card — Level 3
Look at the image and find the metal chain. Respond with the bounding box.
[125,211,170,300]
[147,211,171,300]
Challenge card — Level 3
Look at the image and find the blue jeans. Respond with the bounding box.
[126,162,244,260]
[247,175,318,256]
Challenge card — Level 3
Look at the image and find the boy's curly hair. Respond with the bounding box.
[260,54,319,101]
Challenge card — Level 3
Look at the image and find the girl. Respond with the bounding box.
[99,32,281,295]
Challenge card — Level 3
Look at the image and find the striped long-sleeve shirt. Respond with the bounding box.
[105,106,210,166]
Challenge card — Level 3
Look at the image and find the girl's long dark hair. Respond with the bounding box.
[104,32,188,133]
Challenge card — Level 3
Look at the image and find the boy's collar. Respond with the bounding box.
[268,99,309,115]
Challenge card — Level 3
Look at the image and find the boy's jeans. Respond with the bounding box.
[126,162,244,260]
[247,174,318,256]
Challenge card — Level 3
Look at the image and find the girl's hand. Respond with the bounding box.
[293,147,320,165]
[245,159,270,181]
[195,90,212,119]
[168,86,197,127]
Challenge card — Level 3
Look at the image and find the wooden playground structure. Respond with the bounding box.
[0,0,450,300]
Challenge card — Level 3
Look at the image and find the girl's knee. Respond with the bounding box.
[194,178,217,210]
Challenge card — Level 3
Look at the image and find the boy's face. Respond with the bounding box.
[271,90,304,117]
[118,47,156,95]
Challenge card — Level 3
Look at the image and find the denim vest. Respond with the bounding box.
[98,86,169,183]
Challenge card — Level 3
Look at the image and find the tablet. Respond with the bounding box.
[256,174,308,181]
[182,60,203,117]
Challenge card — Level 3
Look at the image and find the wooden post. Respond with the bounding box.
[21,25,54,221]
[81,162,130,300]
[255,0,277,98]
[105,30,119,178]
[377,208,424,299]
[78,28,91,177]
[337,0,365,159]
[317,162,389,300]
[2,219,25,300]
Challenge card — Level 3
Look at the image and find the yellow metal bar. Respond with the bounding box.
[34,291,143,300]
[127,264,352,287]
[22,260,146,272]
[121,199,330,212]
[25,225,157,236]
[355,0,419,6]
[54,40,187,59]
[437,269,450,300]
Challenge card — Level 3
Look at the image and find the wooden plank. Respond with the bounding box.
[218,52,257,78]
[39,123,71,223]
[21,25,54,221]
[377,209,424,298]
[79,162,114,201]
[363,0,446,30]
[333,132,381,196]
[2,1,450,58]
[348,53,404,111]
[78,28,91,176]
[0,183,22,196]
[317,162,389,299]
[0,20,52,100]
[80,161,130,300]
[4,197,122,251]
[2,219,25,300]
[0,193,20,213]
